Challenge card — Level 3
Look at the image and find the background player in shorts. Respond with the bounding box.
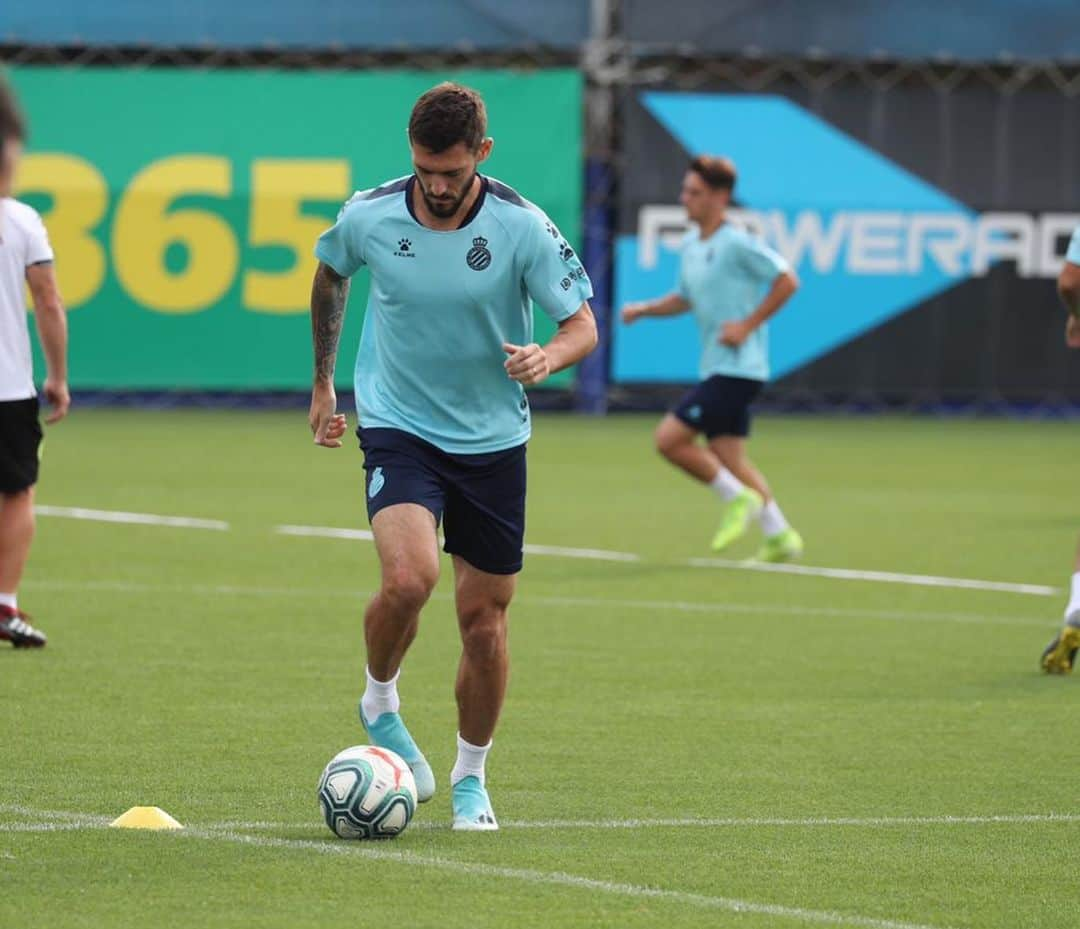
[1041,225,1080,673]
[0,77,69,648]
[620,156,802,561]
[308,83,597,829]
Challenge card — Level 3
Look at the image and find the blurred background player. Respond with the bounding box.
[620,156,802,561]
[307,83,597,829]
[1041,224,1080,673]
[0,77,69,649]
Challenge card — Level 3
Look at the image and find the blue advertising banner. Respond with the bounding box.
[623,0,1080,62]
[613,89,1080,395]
[2,0,589,51]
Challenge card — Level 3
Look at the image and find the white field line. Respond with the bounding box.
[689,557,1058,597]
[523,543,641,562]
[6,804,1076,834]
[36,505,229,532]
[276,524,639,563]
[176,827,956,929]
[277,520,1057,597]
[276,524,375,541]
[19,578,1053,629]
[0,805,954,929]
[131,812,1080,833]
[32,505,1058,597]
[0,822,95,833]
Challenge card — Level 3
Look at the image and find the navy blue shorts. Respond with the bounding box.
[358,427,526,576]
[672,375,764,439]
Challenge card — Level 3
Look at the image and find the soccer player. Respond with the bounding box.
[620,156,803,561]
[1040,226,1080,674]
[308,83,597,829]
[0,79,68,649]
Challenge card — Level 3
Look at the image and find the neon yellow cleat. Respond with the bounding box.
[710,488,763,552]
[755,528,804,563]
[1040,625,1080,675]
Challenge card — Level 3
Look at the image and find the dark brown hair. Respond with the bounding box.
[408,82,488,153]
[689,155,736,192]
[0,75,26,147]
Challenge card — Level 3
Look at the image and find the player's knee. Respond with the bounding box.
[654,426,682,459]
[459,606,508,664]
[381,565,436,613]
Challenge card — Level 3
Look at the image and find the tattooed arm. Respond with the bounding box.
[309,261,351,448]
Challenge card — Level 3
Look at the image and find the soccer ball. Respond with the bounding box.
[317,745,418,839]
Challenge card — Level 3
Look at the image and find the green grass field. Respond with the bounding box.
[3,410,1079,929]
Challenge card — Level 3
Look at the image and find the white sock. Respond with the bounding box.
[759,500,790,537]
[450,733,492,787]
[360,666,400,722]
[1065,573,1080,626]
[0,593,16,611]
[709,469,745,502]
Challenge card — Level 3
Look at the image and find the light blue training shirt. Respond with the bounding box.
[677,222,790,383]
[1067,226,1080,265]
[315,175,592,454]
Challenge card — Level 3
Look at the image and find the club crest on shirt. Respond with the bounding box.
[466,236,492,271]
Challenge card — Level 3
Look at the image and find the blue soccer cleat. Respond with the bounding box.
[360,707,436,803]
[451,776,498,831]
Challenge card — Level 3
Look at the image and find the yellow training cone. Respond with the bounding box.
[109,806,184,830]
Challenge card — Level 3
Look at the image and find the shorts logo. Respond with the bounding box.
[368,466,385,499]
[686,404,702,421]
[394,238,415,258]
[466,236,492,271]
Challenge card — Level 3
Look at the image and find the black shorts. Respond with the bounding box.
[358,427,527,576]
[672,374,764,439]
[0,397,43,494]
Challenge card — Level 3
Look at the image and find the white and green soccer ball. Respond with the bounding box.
[317,745,417,839]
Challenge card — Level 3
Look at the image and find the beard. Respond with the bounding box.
[420,171,476,218]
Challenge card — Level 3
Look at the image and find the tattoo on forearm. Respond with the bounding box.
[311,263,350,382]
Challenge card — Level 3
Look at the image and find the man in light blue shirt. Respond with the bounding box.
[1041,225,1080,674]
[309,83,597,830]
[621,155,802,561]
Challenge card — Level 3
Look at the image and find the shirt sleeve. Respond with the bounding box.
[676,249,691,300]
[314,195,367,278]
[1067,227,1080,266]
[736,232,789,283]
[22,208,54,266]
[521,211,593,323]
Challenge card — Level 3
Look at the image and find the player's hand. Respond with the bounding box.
[42,377,70,424]
[1066,315,1080,349]
[720,319,753,347]
[309,382,347,448]
[620,302,649,325]
[503,342,550,386]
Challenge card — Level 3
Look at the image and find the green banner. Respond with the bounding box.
[8,67,583,390]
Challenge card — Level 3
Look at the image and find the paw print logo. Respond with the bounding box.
[398,238,411,251]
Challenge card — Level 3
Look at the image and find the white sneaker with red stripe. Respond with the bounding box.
[0,605,47,648]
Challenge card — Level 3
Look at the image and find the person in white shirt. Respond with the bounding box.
[0,78,69,648]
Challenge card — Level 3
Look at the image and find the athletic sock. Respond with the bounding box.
[1064,573,1080,627]
[450,733,492,787]
[360,666,401,722]
[710,469,745,502]
[0,593,16,612]
[759,500,791,538]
